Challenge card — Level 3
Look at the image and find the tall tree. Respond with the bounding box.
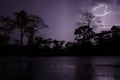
[74,12,101,45]
[25,15,48,46]
[14,10,28,46]
[15,10,48,47]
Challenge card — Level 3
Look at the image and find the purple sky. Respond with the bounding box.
[0,0,120,41]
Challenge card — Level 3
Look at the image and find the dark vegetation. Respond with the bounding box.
[0,11,120,56]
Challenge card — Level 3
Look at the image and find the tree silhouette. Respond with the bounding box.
[0,16,15,46]
[25,15,48,46]
[76,12,101,30]
[14,10,28,47]
[0,10,120,55]
[14,10,48,47]
[34,37,44,48]
[34,37,52,50]
[52,40,65,50]
[74,12,101,45]
[95,31,111,46]
[42,38,52,49]
[74,25,94,45]
[111,26,120,46]
[65,42,73,51]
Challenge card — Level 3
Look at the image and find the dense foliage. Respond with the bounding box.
[0,11,120,55]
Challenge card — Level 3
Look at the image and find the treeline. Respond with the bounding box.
[0,11,120,55]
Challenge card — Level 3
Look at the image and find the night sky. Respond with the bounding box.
[0,0,120,41]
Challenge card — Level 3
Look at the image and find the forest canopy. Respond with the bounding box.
[0,10,120,55]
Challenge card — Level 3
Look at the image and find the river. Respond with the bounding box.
[0,56,120,80]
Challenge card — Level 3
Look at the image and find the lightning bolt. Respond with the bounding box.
[92,3,120,17]
[91,4,110,28]
[92,4,120,28]
[92,4,113,17]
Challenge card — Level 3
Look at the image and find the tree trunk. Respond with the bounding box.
[27,33,34,47]
[20,28,24,47]
[30,33,34,46]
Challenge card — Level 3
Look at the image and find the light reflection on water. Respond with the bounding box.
[0,56,120,80]
[32,57,78,80]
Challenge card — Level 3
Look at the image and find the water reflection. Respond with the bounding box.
[0,56,120,80]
